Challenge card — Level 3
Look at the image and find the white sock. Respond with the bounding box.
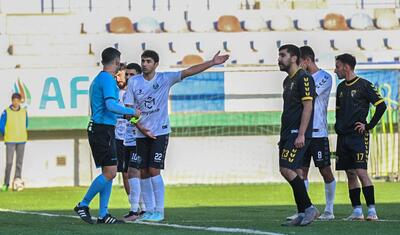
[324,180,336,214]
[354,205,363,214]
[368,205,376,214]
[128,177,141,213]
[151,175,165,215]
[304,179,309,192]
[140,178,155,212]
[139,194,146,212]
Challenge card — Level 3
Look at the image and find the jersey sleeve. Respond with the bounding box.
[298,74,315,101]
[315,72,332,96]
[163,71,182,87]
[124,78,135,106]
[102,75,117,100]
[365,81,384,106]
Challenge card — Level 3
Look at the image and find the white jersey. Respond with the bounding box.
[123,121,136,146]
[312,69,332,138]
[115,89,127,140]
[125,71,182,138]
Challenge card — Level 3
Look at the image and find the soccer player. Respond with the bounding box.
[278,44,319,226]
[74,47,140,224]
[334,53,386,221]
[298,46,336,220]
[124,50,229,222]
[115,63,130,195]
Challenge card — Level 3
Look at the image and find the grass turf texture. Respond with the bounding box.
[0,182,399,234]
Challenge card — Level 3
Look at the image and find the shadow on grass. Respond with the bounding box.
[1,204,400,235]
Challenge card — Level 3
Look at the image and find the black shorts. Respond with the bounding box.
[279,134,311,170]
[115,139,125,172]
[132,134,169,169]
[125,145,136,170]
[303,137,331,168]
[336,132,369,170]
[87,121,117,168]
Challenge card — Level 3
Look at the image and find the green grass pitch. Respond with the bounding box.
[0,182,399,234]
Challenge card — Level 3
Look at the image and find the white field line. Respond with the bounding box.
[0,208,285,235]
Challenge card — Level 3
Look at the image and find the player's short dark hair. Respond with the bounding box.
[101,47,121,65]
[300,46,315,62]
[141,50,159,63]
[336,53,356,70]
[11,93,22,100]
[119,63,126,70]
[279,44,300,65]
[127,63,142,74]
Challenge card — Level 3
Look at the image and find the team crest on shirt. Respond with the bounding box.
[351,90,357,97]
[339,92,343,98]
[144,96,156,109]
[136,89,143,95]
[153,83,160,90]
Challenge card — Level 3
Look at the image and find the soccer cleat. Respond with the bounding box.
[1,184,8,192]
[281,214,304,226]
[142,211,164,222]
[366,211,378,221]
[286,212,299,221]
[123,211,139,222]
[137,211,153,221]
[300,206,320,226]
[74,204,94,224]
[318,211,335,220]
[97,214,124,224]
[344,211,364,221]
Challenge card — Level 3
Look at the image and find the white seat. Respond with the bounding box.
[350,13,374,30]
[243,16,266,32]
[270,14,293,31]
[6,15,80,35]
[187,11,217,32]
[161,13,188,32]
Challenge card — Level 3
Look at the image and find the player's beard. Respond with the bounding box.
[278,62,290,72]
[117,81,126,89]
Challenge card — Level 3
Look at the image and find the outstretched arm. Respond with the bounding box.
[105,99,140,118]
[181,51,229,80]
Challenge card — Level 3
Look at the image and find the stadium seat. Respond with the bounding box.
[323,13,349,30]
[350,13,374,30]
[6,15,80,35]
[187,10,217,32]
[136,16,161,33]
[384,35,400,50]
[270,15,293,31]
[109,17,134,34]
[161,14,188,32]
[296,15,321,31]
[181,54,204,66]
[216,15,242,32]
[375,8,399,29]
[243,16,266,31]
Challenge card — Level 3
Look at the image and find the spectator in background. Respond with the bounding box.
[0,93,28,192]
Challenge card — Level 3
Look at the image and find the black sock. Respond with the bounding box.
[289,176,312,213]
[349,188,362,207]
[362,186,375,207]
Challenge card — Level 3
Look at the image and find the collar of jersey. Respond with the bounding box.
[345,77,360,86]
[289,68,301,79]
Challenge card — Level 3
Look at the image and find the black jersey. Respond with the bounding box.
[335,77,384,135]
[280,69,316,139]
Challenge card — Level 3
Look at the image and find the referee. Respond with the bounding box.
[74,47,140,224]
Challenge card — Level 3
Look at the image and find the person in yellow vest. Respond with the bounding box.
[0,93,28,192]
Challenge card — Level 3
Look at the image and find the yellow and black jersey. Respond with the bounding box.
[335,77,384,135]
[280,69,316,139]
